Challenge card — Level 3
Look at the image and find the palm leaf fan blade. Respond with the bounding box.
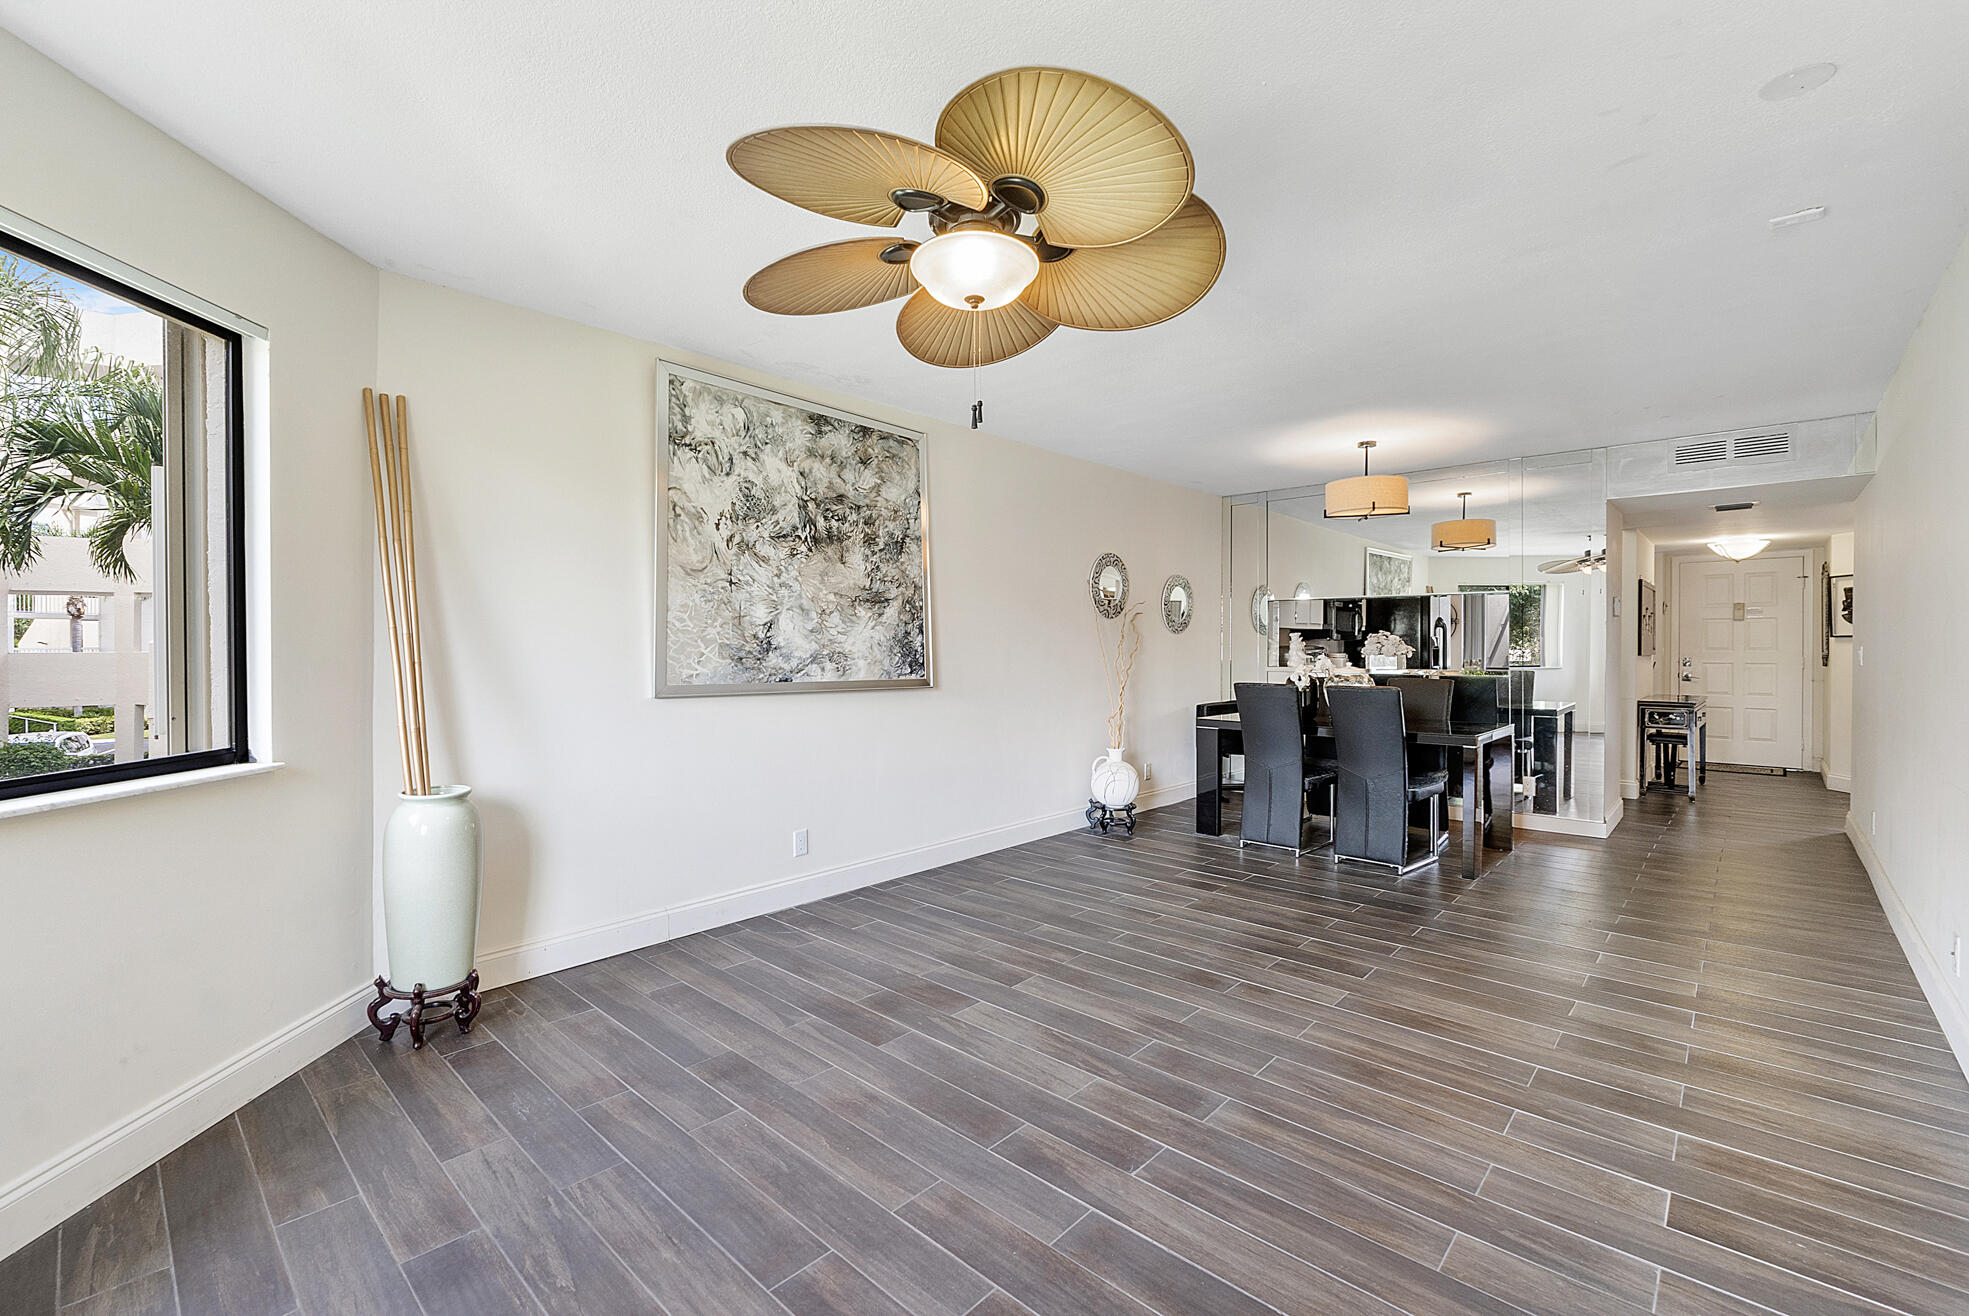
[727,126,988,228]
[1021,196,1224,330]
[935,67,1193,248]
[895,290,1054,368]
[744,239,918,315]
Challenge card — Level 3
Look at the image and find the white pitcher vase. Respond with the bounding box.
[1089,747,1141,810]
[381,785,482,991]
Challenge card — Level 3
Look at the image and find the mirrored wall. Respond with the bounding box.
[1226,449,1611,824]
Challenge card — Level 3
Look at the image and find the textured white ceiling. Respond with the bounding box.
[7,1,1968,494]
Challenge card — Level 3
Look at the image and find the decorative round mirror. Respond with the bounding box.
[1249,585,1275,636]
[1161,575,1193,633]
[1089,552,1129,618]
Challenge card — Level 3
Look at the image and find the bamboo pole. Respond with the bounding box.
[393,394,431,794]
[363,389,414,794]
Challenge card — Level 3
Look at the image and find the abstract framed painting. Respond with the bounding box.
[654,362,933,696]
[1363,546,1413,597]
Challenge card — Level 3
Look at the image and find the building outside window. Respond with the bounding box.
[0,231,248,792]
[10,592,109,653]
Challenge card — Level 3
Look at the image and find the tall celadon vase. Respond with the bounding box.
[1090,747,1141,810]
[381,785,482,992]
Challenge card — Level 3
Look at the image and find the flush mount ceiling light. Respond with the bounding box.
[729,67,1225,380]
[1324,442,1410,520]
[1708,536,1771,561]
[1431,491,1496,552]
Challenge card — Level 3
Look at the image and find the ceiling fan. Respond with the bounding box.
[1538,535,1607,576]
[727,67,1225,387]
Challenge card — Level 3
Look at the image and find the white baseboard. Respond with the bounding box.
[1846,815,1969,1082]
[1825,772,1854,793]
[1620,776,1640,800]
[5,784,1220,1258]
[476,780,1200,990]
[0,984,372,1260]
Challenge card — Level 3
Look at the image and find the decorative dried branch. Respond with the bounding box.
[1094,605,1144,748]
[365,389,431,795]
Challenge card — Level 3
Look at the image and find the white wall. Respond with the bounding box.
[1824,530,1854,791]
[372,274,1224,985]
[0,30,379,1254]
[1852,229,1969,1069]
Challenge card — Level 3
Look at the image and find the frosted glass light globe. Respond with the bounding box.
[1707,536,1771,561]
[909,229,1040,311]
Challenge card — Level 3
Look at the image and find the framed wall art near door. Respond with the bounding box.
[654,362,933,696]
[1828,572,1854,638]
[1637,578,1657,657]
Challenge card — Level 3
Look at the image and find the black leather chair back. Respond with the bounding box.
[1452,674,1505,725]
[1327,684,1412,866]
[1388,676,1452,729]
[1235,683,1308,850]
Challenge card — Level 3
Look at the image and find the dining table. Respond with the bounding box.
[1195,701,1516,878]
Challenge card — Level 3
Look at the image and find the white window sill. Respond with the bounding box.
[0,761,283,822]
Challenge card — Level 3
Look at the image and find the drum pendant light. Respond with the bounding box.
[1432,491,1496,551]
[1324,441,1410,519]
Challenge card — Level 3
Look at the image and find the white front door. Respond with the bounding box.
[1672,553,1807,769]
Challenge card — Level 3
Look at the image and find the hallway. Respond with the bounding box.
[6,772,1965,1315]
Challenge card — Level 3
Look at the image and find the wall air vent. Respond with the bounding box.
[1731,431,1792,460]
[1673,438,1729,465]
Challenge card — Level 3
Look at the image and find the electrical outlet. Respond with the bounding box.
[1953,934,1962,977]
[1142,762,1153,783]
[1858,645,1865,666]
[792,828,809,858]
[1871,811,1877,837]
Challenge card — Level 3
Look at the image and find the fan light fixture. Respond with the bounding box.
[909,226,1040,311]
[1432,492,1496,552]
[1538,535,1606,576]
[728,68,1226,427]
[1324,441,1410,520]
[1707,536,1771,561]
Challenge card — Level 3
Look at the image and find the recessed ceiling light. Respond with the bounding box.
[1760,63,1838,101]
[1769,206,1827,229]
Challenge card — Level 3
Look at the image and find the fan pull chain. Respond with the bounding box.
[967,296,984,429]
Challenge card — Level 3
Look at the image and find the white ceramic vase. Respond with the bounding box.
[1090,748,1141,809]
[381,785,482,991]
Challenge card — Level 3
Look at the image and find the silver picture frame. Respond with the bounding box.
[653,361,934,697]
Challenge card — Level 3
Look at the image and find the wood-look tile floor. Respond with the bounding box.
[8,771,1968,1315]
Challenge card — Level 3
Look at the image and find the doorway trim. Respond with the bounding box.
[1662,548,1818,772]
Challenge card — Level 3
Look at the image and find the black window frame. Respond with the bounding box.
[0,229,250,801]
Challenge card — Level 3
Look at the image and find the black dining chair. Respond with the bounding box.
[1326,684,1447,873]
[1234,683,1337,856]
[1389,676,1455,833]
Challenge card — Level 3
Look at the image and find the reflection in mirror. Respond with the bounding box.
[1220,445,1611,827]
[1089,552,1129,618]
[1161,575,1193,633]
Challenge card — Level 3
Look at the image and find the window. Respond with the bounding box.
[0,228,247,796]
[10,592,107,652]
[1462,583,1560,667]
